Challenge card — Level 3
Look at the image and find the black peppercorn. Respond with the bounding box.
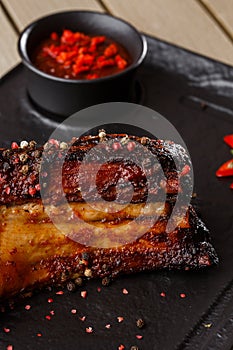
[66,281,76,292]
[136,318,145,329]
[19,153,28,163]
[3,149,12,158]
[29,140,37,149]
[3,162,10,171]
[82,252,89,261]
[75,277,83,286]
[102,263,108,271]
[102,276,110,286]
[21,164,29,174]
[34,150,42,158]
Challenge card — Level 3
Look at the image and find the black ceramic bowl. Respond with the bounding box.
[18,11,147,116]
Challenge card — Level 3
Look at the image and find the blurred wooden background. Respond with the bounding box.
[1,0,233,77]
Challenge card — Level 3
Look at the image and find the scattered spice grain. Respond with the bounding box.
[180,293,186,299]
[122,288,129,295]
[136,318,145,329]
[4,327,10,333]
[81,290,87,298]
[136,335,143,340]
[56,290,64,295]
[67,281,76,292]
[85,327,93,333]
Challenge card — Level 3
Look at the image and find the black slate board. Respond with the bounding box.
[0,35,233,350]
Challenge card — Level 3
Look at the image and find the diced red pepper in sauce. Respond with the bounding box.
[86,73,99,80]
[32,29,131,80]
[115,55,127,69]
[97,58,115,68]
[50,32,58,41]
[91,36,106,46]
[104,44,118,57]
[72,65,90,75]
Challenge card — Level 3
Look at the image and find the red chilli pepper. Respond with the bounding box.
[224,134,233,148]
[216,159,233,177]
[104,44,118,57]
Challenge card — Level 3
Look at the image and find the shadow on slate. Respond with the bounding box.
[0,35,233,350]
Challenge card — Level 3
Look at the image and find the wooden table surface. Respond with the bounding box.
[0,0,233,78]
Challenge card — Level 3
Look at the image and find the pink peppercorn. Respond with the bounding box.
[117,316,124,323]
[180,293,186,298]
[136,335,143,339]
[11,142,19,149]
[127,141,136,151]
[35,183,41,191]
[180,165,191,176]
[85,327,93,333]
[81,290,87,298]
[49,139,59,148]
[29,187,36,196]
[4,327,10,333]
[5,187,11,195]
[112,142,122,151]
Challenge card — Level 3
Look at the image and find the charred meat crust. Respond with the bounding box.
[0,134,191,205]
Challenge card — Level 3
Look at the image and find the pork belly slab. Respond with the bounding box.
[0,134,218,300]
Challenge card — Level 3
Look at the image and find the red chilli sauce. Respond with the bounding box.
[31,29,132,80]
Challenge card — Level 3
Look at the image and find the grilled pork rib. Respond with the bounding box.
[0,134,218,300]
